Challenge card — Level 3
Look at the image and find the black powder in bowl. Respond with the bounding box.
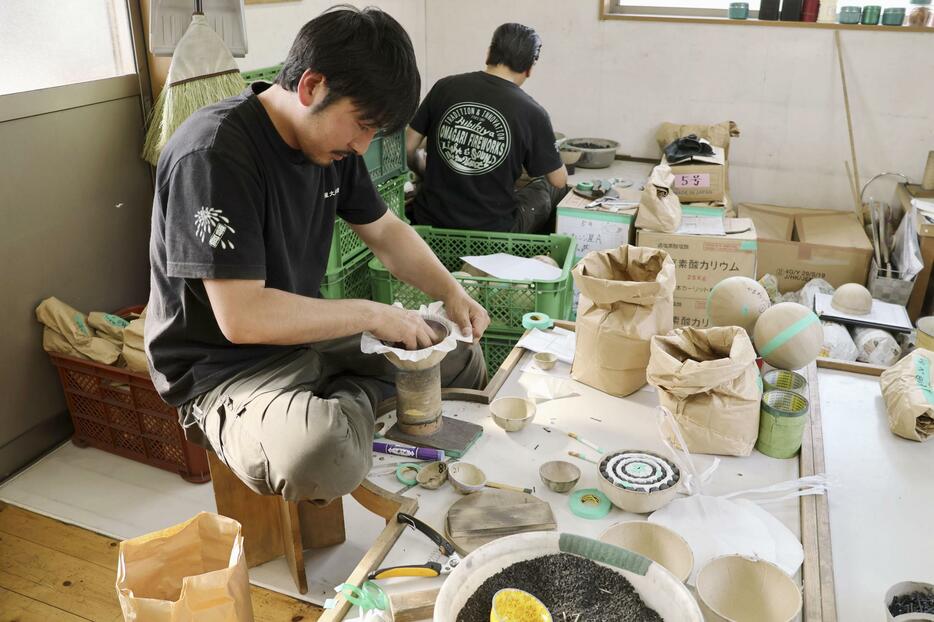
[455,553,663,622]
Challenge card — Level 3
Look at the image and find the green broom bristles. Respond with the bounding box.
[142,71,245,166]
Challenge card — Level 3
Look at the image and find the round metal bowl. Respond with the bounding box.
[564,137,619,169]
[539,460,581,493]
[489,397,536,432]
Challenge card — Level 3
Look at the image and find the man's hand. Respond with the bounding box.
[368,304,439,350]
[444,289,490,342]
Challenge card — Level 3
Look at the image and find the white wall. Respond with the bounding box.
[240,0,427,93]
[237,0,933,210]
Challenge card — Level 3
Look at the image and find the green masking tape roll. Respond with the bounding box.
[522,312,554,330]
[569,488,612,520]
[758,311,820,358]
[395,463,421,486]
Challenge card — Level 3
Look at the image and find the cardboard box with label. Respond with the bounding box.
[738,203,873,292]
[661,146,727,203]
[637,218,758,302]
[638,218,757,329]
[556,191,637,260]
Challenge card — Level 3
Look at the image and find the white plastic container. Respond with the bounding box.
[434,531,703,621]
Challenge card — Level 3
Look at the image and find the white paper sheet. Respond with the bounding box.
[676,215,726,236]
[460,253,563,281]
[814,291,912,331]
[515,326,576,363]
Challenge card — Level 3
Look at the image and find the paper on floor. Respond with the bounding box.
[516,327,576,363]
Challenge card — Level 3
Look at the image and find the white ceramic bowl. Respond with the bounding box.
[489,397,536,432]
[448,462,486,494]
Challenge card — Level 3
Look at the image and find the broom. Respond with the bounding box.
[142,3,245,165]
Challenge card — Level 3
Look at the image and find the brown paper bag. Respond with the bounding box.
[124,316,145,351]
[636,164,682,233]
[123,344,149,374]
[880,349,934,441]
[89,311,130,344]
[116,512,254,622]
[35,296,94,346]
[647,326,761,456]
[38,308,122,365]
[572,245,676,396]
[656,120,740,158]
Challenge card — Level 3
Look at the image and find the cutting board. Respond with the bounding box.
[443,490,555,555]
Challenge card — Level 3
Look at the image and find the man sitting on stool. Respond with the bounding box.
[406,23,568,234]
[145,7,489,506]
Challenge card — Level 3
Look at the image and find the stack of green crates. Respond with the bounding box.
[369,226,577,377]
[320,173,408,299]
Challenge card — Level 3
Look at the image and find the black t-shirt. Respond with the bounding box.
[146,82,386,406]
[410,71,562,232]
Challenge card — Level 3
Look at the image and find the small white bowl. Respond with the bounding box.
[533,352,557,371]
[448,462,486,494]
[539,460,581,493]
[489,397,536,432]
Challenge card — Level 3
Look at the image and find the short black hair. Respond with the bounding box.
[276,5,420,133]
[485,23,541,74]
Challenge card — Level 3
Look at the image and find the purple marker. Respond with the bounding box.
[373,441,445,461]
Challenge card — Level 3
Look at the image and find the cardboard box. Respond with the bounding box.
[661,146,727,203]
[636,218,758,302]
[556,191,636,260]
[738,203,873,292]
[672,297,711,329]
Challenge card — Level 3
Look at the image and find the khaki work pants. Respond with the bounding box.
[179,336,487,503]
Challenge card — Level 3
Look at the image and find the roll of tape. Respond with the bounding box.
[522,312,554,330]
[569,488,612,520]
[395,463,422,486]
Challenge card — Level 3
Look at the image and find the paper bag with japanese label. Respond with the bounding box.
[572,245,675,396]
[116,511,254,622]
[880,348,934,441]
[636,164,682,233]
[656,120,740,158]
[647,326,762,456]
[36,297,122,364]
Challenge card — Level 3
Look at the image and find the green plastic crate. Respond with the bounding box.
[328,173,408,272]
[320,250,373,300]
[363,130,407,186]
[480,330,522,379]
[369,226,577,332]
[241,64,282,84]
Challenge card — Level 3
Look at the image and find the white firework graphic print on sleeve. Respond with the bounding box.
[194,206,237,250]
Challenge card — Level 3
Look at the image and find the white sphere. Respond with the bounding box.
[707,277,771,333]
[753,302,824,370]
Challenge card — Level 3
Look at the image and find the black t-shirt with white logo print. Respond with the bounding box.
[146,82,386,406]
[410,71,562,232]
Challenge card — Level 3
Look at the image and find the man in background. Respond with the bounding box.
[406,23,567,233]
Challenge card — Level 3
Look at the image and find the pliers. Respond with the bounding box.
[368,513,461,579]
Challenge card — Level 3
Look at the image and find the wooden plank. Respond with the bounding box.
[447,502,555,537]
[0,531,124,622]
[816,358,885,376]
[808,364,838,621]
[0,502,119,569]
[799,364,822,622]
[299,499,346,550]
[317,496,418,622]
[389,588,438,622]
[209,451,286,568]
[278,498,308,595]
[0,586,93,622]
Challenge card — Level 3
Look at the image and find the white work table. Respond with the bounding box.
[356,347,803,615]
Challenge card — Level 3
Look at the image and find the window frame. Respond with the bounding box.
[599,0,934,31]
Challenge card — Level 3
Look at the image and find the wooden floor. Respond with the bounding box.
[0,502,323,622]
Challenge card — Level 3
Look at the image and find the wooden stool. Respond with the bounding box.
[207,452,414,595]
